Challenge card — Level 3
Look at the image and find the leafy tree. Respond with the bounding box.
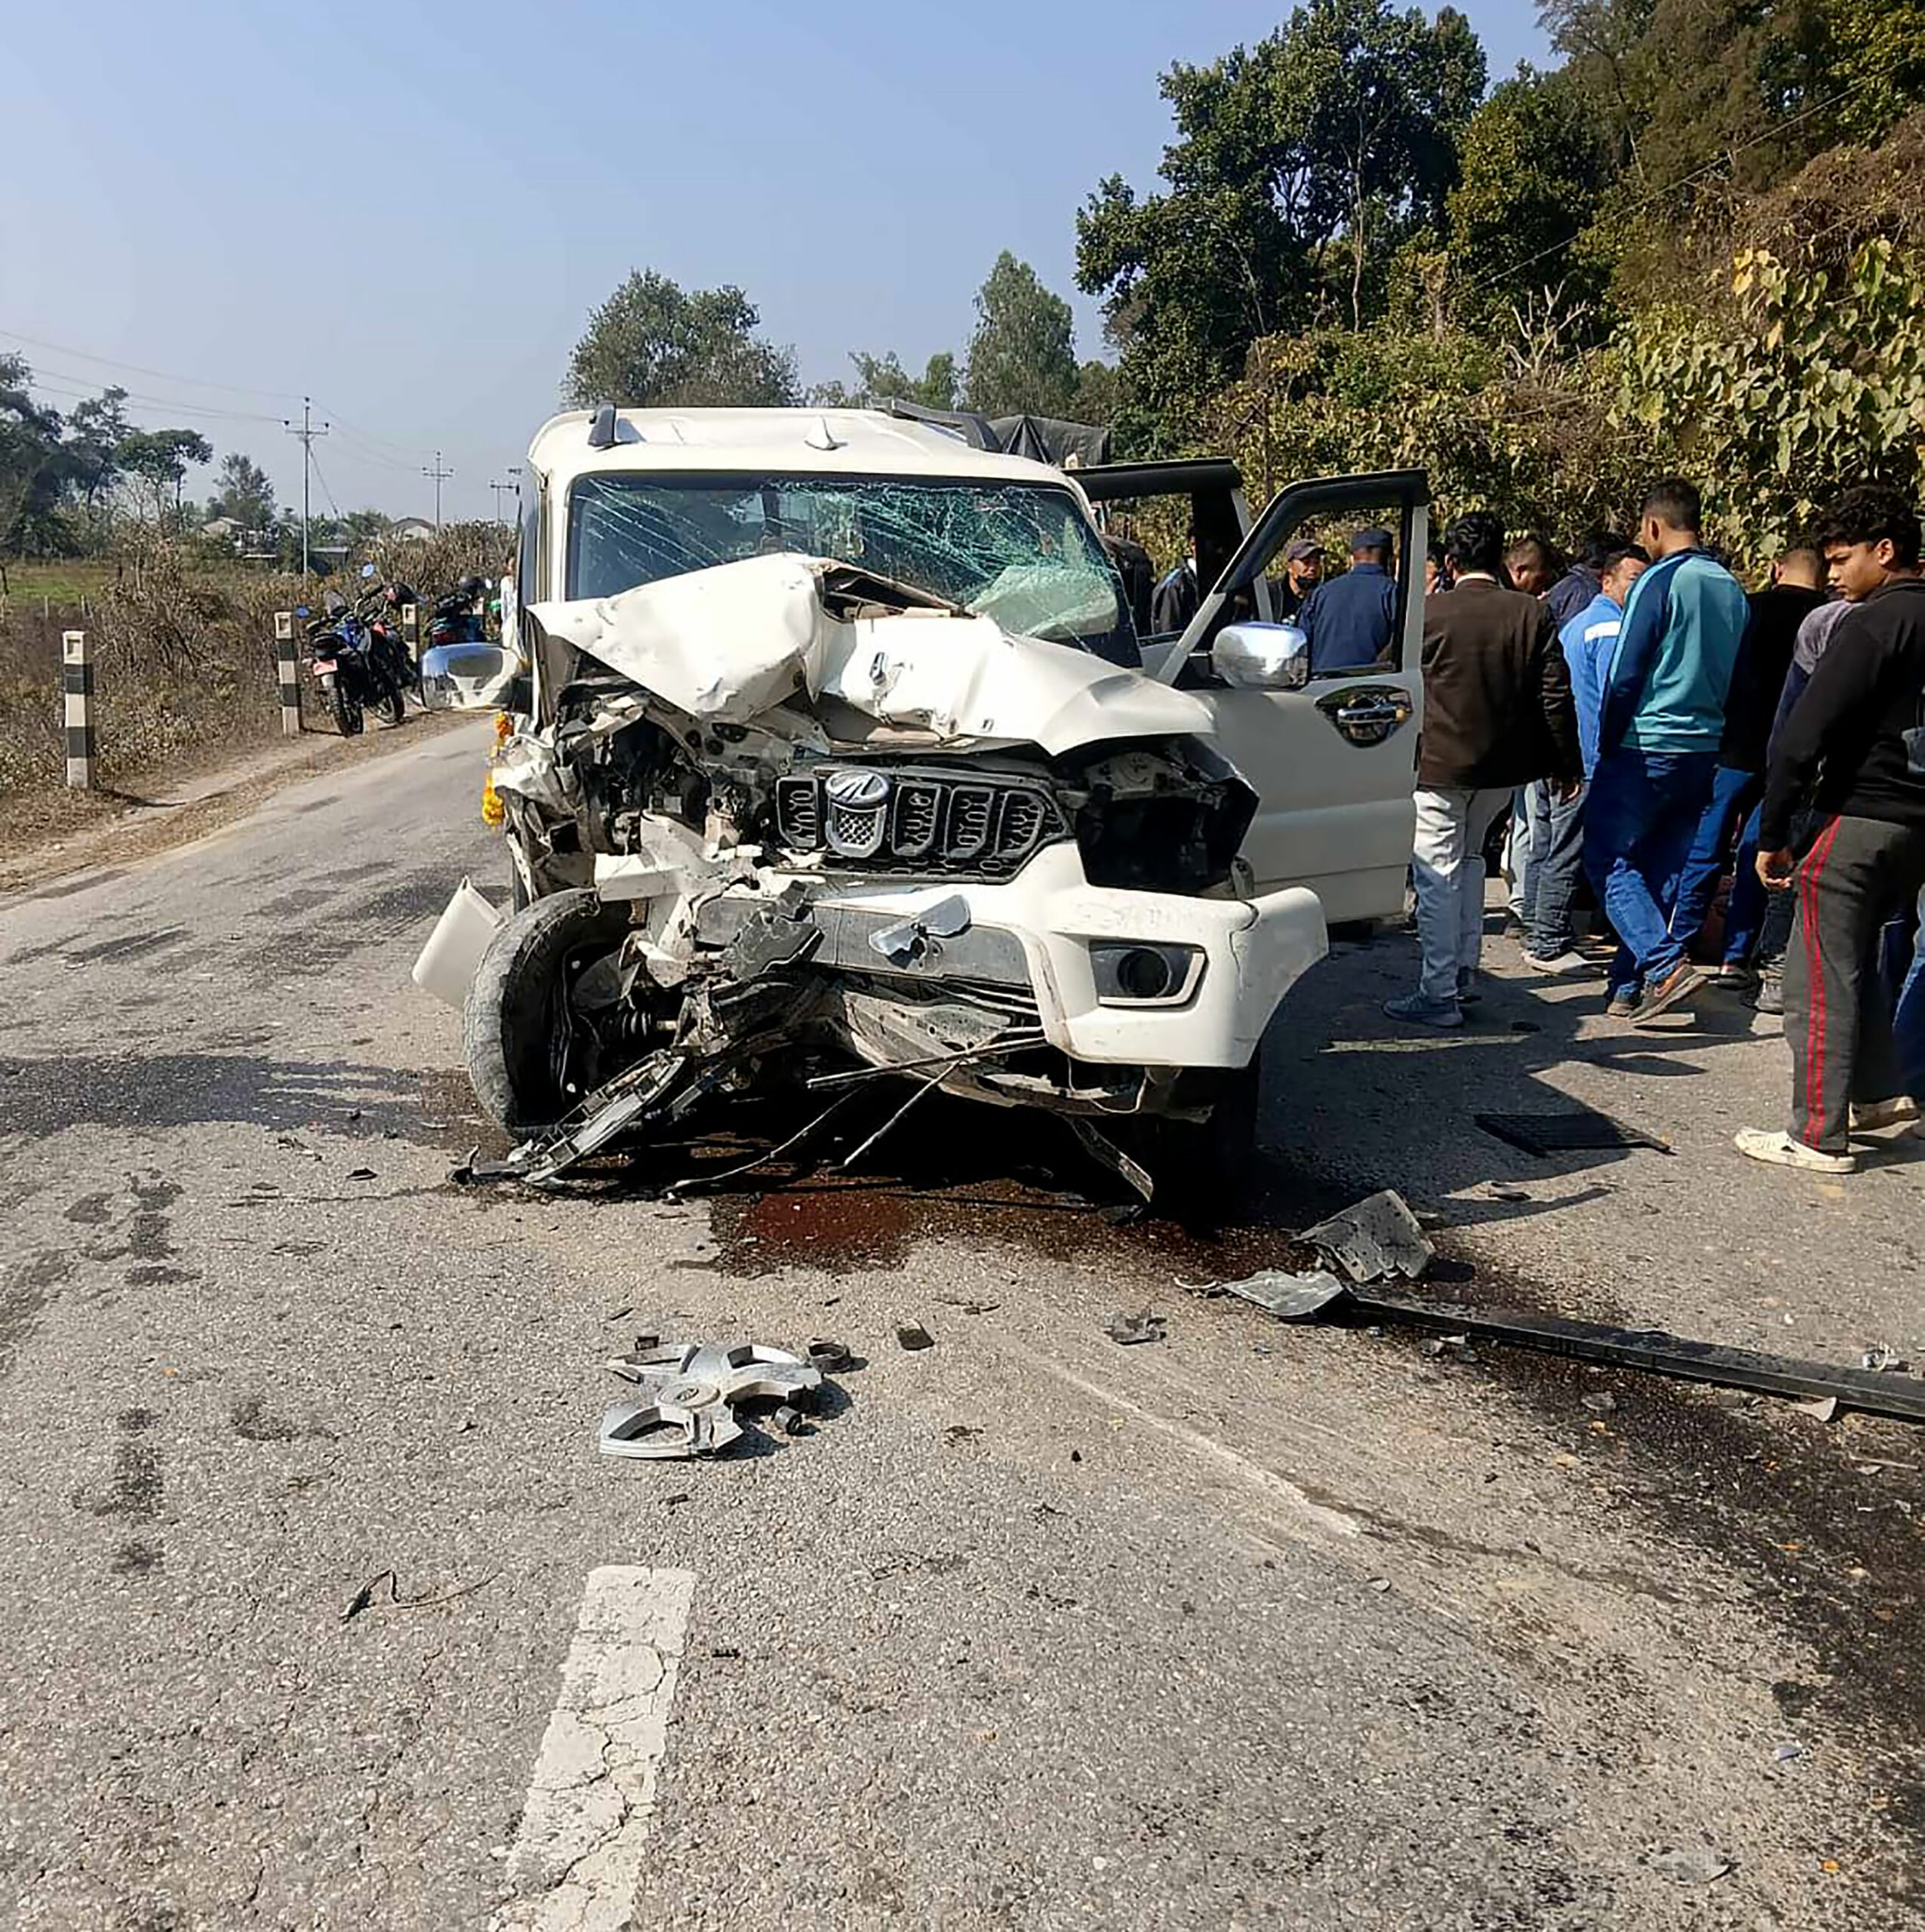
[1071,358,1123,428]
[0,355,66,557]
[961,253,1079,416]
[1077,0,1487,422]
[115,427,214,525]
[810,349,958,409]
[563,270,799,409]
[63,385,129,517]
[1446,72,1619,328]
[208,451,276,530]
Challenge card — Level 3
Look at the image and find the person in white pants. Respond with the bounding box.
[1386,511,1585,1029]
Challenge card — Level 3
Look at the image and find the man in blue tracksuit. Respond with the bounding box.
[1582,478,1751,1023]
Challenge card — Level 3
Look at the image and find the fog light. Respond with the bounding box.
[1090,942,1203,1006]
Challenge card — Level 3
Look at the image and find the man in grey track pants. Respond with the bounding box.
[1738,485,1925,1173]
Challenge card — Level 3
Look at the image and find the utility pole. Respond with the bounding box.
[282,397,329,578]
[423,451,454,529]
[488,466,522,522]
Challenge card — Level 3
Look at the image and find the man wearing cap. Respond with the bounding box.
[1298,528,1398,676]
[1273,540,1324,620]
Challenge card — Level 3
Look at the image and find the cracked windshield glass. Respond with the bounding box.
[567,473,1136,663]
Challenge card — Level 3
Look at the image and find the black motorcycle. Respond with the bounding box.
[304,571,411,736]
[426,575,488,651]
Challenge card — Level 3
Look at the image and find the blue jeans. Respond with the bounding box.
[1896,885,1925,1096]
[1723,800,1770,966]
[1583,746,1718,992]
[1520,777,1587,955]
[1669,763,1763,958]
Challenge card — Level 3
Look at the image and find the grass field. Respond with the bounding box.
[0,559,121,608]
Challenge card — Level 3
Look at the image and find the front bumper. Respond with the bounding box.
[793,841,1328,1070]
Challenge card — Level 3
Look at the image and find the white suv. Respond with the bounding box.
[419,405,1425,1203]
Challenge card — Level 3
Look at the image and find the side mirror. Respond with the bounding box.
[1212,622,1309,690]
[294,605,312,618]
[420,642,524,711]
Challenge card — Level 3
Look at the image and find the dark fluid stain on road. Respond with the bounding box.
[0,1249,68,1381]
[254,885,339,921]
[111,1540,164,1575]
[63,927,193,967]
[357,875,460,931]
[19,867,127,902]
[65,1192,115,1226]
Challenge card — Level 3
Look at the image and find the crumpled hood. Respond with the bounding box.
[527,554,1214,756]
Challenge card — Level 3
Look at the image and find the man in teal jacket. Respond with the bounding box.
[1582,478,1751,1023]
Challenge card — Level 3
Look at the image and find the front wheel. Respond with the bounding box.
[463,888,631,1133]
[1142,1051,1264,1226]
[331,681,364,737]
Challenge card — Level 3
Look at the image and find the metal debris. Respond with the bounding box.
[1862,1345,1911,1374]
[1582,1391,1618,1416]
[896,1323,935,1352]
[1795,1395,1840,1423]
[1104,1309,1166,1346]
[598,1341,825,1460]
[805,1337,851,1371]
[1299,1189,1435,1283]
[1219,1268,1348,1321]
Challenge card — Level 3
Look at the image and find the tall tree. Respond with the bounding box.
[1077,1,1487,414]
[564,270,799,409]
[208,451,276,529]
[0,355,65,557]
[115,428,214,525]
[961,253,1079,416]
[811,349,958,409]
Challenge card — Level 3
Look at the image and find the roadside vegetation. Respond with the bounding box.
[558,0,1925,574]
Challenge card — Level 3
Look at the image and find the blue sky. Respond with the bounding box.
[2,0,1549,525]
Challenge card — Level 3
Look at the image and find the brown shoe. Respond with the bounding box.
[1630,961,1706,1026]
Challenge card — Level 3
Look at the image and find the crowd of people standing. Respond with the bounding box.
[1386,478,1925,1177]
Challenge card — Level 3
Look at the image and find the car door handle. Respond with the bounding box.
[1316,685,1413,747]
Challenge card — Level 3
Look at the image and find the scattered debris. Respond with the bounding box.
[944,1424,985,1446]
[1423,1333,1480,1364]
[1298,1190,1434,1283]
[804,1337,851,1372]
[1475,1109,1671,1157]
[598,1341,826,1460]
[1105,1309,1166,1346]
[341,1568,498,1623]
[1486,1183,1530,1203]
[896,1323,936,1352]
[1219,1268,1347,1321]
[1367,1577,1392,1592]
[345,1168,376,1181]
[1773,1742,1804,1762]
[1581,1392,1619,1416]
[1645,1846,1734,1885]
[1862,1345,1911,1374]
[1795,1395,1840,1423]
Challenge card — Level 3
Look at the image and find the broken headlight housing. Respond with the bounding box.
[1070,740,1256,897]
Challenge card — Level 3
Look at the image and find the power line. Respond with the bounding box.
[0,323,306,404]
[1453,78,1869,306]
[25,370,287,426]
[307,446,345,522]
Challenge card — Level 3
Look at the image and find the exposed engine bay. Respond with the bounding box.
[423,554,1331,1198]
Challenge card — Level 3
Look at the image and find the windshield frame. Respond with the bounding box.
[563,469,1139,667]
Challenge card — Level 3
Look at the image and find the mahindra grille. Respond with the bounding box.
[774,768,1069,877]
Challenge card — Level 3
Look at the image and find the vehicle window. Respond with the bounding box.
[517,482,540,608]
[567,473,1139,666]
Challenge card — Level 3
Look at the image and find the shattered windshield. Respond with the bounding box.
[567,472,1139,666]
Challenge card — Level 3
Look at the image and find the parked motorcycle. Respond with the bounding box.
[303,566,411,735]
[426,576,488,650]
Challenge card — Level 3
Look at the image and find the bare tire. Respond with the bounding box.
[371,681,405,728]
[463,888,629,1134]
[332,685,364,736]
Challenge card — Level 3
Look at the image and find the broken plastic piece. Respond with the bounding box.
[1645,1847,1734,1885]
[805,1337,851,1372]
[1219,1268,1347,1321]
[1104,1309,1166,1346]
[1299,1189,1434,1283]
[868,894,973,968]
[896,1323,935,1352]
[598,1341,824,1460]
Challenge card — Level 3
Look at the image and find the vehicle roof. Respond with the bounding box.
[525,407,1090,493]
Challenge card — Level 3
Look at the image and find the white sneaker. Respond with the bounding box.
[1850,1097,1920,1132]
[1520,948,1586,973]
[1733,1128,1856,1174]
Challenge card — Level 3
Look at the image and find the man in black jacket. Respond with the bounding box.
[1736,485,1925,1172]
[1385,511,1582,1028]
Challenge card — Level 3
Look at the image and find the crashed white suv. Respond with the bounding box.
[420,405,1425,1202]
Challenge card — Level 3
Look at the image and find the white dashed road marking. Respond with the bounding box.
[494,1565,698,1931]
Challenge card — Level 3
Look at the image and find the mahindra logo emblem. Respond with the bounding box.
[824,768,889,808]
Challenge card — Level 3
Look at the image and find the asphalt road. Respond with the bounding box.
[1,719,1920,1930]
